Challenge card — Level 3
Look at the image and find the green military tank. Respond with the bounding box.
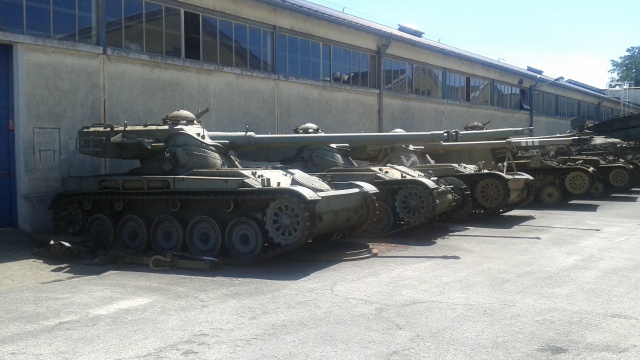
[521,134,640,195]
[429,128,598,206]
[206,124,482,235]
[49,109,379,262]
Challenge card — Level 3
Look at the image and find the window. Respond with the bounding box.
[124,0,144,51]
[275,33,374,87]
[542,93,557,116]
[583,103,596,121]
[201,15,218,63]
[469,77,490,106]
[446,71,465,102]
[184,11,201,60]
[567,98,579,118]
[78,1,98,44]
[105,0,123,48]
[144,1,163,55]
[233,22,248,67]
[53,0,77,42]
[0,0,24,34]
[218,19,233,67]
[26,0,51,37]
[494,82,523,110]
[558,96,568,117]
[164,6,181,57]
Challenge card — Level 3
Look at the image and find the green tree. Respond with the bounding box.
[609,46,640,86]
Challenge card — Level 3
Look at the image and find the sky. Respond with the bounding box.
[306,0,639,89]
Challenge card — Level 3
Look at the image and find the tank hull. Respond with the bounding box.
[50,169,377,262]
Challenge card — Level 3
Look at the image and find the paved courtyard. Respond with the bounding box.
[1,190,639,359]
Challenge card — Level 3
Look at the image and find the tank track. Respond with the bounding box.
[51,191,315,264]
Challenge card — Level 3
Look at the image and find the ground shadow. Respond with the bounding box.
[524,201,600,212]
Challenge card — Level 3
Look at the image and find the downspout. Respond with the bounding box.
[377,35,391,132]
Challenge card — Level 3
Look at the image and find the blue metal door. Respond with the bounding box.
[0,44,16,228]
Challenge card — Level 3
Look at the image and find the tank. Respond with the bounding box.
[429,130,599,206]
[357,137,534,216]
[49,109,379,263]
[208,124,481,235]
[520,133,640,194]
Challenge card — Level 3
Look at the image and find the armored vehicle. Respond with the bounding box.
[428,130,598,205]
[521,134,640,194]
[207,124,481,235]
[49,109,379,262]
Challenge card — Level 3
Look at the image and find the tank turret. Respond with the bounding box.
[51,109,380,263]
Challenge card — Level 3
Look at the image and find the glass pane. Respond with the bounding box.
[248,26,261,70]
[351,51,360,86]
[184,11,201,61]
[299,38,310,79]
[342,48,351,84]
[218,19,233,67]
[164,6,181,57]
[124,0,144,51]
[392,60,400,92]
[368,54,377,88]
[262,30,273,72]
[144,1,163,55]
[105,0,123,48]
[358,53,368,87]
[331,46,342,82]
[276,33,287,75]
[202,15,218,63]
[26,0,51,37]
[384,58,393,90]
[0,0,24,34]
[78,0,98,44]
[53,0,76,42]
[470,77,490,106]
[321,44,330,81]
[233,22,248,67]
[309,41,320,81]
[287,35,299,77]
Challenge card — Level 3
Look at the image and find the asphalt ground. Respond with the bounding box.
[1,190,639,359]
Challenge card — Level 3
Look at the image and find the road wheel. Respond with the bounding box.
[475,178,507,210]
[225,217,263,262]
[608,168,631,189]
[539,184,563,206]
[150,215,183,253]
[85,214,115,250]
[186,216,222,257]
[116,215,148,252]
[564,171,591,195]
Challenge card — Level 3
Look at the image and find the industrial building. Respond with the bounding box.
[0,0,636,231]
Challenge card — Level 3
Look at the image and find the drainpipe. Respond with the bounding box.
[377,36,392,132]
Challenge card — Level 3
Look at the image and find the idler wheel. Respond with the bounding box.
[52,201,86,236]
[85,214,115,250]
[589,181,605,197]
[608,168,631,189]
[225,217,263,262]
[564,171,591,195]
[474,177,507,209]
[150,215,184,253]
[265,198,310,246]
[395,185,434,223]
[116,215,148,252]
[186,216,222,256]
[539,184,563,206]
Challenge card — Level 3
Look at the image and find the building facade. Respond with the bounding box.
[0,0,636,231]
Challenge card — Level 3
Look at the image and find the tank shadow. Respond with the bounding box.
[439,213,537,230]
[524,202,600,212]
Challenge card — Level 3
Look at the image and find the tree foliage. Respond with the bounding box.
[609,46,640,86]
